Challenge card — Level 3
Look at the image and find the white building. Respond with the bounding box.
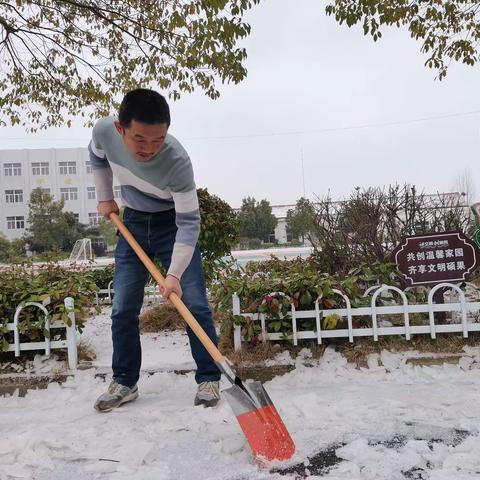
[0,146,299,246]
[0,147,122,240]
[271,204,296,244]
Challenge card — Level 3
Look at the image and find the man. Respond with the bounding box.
[90,88,221,412]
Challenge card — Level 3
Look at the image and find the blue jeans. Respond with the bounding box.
[111,207,221,387]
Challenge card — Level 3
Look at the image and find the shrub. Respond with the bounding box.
[90,264,115,289]
[197,188,239,284]
[211,256,412,343]
[0,264,100,352]
[310,185,473,275]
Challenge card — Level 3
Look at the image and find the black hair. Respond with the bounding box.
[118,88,171,128]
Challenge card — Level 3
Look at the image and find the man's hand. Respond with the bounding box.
[161,274,183,302]
[97,200,119,218]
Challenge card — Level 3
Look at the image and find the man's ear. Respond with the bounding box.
[114,121,124,135]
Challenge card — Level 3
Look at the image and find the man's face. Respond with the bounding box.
[115,120,168,162]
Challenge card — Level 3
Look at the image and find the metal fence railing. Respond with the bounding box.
[5,297,78,369]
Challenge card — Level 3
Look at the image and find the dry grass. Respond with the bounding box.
[224,334,480,368]
[77,339,96,362]
[336,333,480,368]
[139,303,185,333]
[227,342,280,365]
[139,302,225,335]
[227,340,327,365]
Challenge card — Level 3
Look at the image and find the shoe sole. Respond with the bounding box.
[194,397,219,408]
[94,389,139,413]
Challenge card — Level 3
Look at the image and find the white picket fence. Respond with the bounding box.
[95,281,160,307]
[5,297,78,369]
[95,281,115,304]
[231,282,480,350]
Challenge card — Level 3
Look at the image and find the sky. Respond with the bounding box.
[1,0,480,208]
[3,307,480,478]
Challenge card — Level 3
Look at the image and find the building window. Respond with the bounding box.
[113,185,121,199]
[92,237,106,248]
[87,186,96,200]
[88,212,100,226]
[4,163,21,176]
[86,161,93,174]
[60,187,78,201]
[92,237,105,246]
[286,226,294,243]
[41,188,51,195]
[263,229,276,244]
[5,189,23,203]
[7,216,25,230]
[32,162,49,175]
[59,161,76,175]
[72,213,79,222]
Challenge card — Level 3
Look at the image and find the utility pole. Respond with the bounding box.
[300,147,306,198]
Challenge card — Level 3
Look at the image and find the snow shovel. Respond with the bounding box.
[110,212,295,463]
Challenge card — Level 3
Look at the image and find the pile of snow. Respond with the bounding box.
[2,308,480,479]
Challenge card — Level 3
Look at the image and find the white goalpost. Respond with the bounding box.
[69,238,93,262]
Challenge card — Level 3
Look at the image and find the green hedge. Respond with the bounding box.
[0,263,104,352]
[210,256,429,342]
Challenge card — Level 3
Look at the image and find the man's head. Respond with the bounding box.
[115,89,171,162]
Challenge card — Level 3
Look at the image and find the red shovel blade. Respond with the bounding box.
[223,381,295,463]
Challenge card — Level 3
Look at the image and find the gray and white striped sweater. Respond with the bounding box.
[88,117,200,279]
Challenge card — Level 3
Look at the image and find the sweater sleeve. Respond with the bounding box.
[166,160,201,279]
[89,121,114,201]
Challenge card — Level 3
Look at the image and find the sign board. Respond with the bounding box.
[392,232,480,286]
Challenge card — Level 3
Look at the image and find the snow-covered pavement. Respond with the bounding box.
[2,309,480,479]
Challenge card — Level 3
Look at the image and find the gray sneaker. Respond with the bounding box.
[94,381,139,412]
[194,381,220,407]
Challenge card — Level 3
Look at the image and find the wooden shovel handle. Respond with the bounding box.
[110,212,224,364]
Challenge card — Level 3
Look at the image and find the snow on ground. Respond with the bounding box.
[2,308,480,479]
[81,309,196,373]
